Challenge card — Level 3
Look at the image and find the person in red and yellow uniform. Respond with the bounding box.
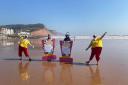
[86,32,107,65]
[18,36,33,61]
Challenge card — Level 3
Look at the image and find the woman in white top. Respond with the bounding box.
[44,34,54,54]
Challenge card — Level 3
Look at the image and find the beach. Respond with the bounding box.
[0,39,128,85]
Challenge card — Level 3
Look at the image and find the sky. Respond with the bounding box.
[0,0,128,35]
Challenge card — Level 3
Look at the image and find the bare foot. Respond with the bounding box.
[86,61,90,65]
[96,62,99,65]
[29,58,32,61]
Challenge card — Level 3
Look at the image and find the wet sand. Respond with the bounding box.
[0,39,128,85]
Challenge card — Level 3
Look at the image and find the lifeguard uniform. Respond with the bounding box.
[19,38,31,57]
[89,38,103,62]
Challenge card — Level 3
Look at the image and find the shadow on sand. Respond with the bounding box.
[1,58,97,66]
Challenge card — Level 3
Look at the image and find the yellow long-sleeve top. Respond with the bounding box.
[19,39,31,48]
[91,38,103,48]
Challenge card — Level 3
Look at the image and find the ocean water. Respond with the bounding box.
[0,39,128,66]
[0,39,128,85]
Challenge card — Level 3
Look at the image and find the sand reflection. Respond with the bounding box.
[60,63,73,85]
[88,66,102,85]
[18,61,30,81]
[42,62,56,85]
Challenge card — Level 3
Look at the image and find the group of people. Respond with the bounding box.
[18,32,107,65]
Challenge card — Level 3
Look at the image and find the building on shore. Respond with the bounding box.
[0,28,14,35]
[0,28,14,40]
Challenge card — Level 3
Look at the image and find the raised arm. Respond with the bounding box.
[100,32,107,39]
[29,41,34,48]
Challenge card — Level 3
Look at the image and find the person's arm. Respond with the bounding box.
[100,32,107,39]
[64,38,66,41]
[86,40,92,51]
[29,40,34,48]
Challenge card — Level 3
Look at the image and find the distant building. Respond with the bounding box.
[18,32,30,36]
[0,28,14,35]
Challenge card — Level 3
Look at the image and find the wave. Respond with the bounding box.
[52,36,128,39]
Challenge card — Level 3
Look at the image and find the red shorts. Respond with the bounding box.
[18,46,29,57]
[89,47,102,61]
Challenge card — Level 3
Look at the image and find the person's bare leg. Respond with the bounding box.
[96,61,98,65]
[19,46,22,60]
[19,57,22,60]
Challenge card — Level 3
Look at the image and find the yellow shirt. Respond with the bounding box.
[19,39,31,48]
[91,38,103,48]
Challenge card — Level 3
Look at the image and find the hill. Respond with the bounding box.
[0,23,62,37]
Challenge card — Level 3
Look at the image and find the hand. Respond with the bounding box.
[85,48,89,51]
[32,45,34,48]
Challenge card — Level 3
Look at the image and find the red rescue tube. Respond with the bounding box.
[42,54,56,61]
[59,57,73,63]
